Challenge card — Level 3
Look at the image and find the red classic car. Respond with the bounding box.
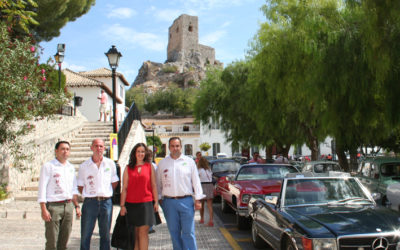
[217,164,298,229]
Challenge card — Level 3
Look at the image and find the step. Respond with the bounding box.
[74,133,111,138]
[69,151,96,158]
[79,129,113,134]
[71,137,109,143]
[69,158,89,165]
[70,142,111,148]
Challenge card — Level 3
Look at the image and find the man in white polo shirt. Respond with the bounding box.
[156,137,204,250]
[77,138,119,250]
[38,140,81,250]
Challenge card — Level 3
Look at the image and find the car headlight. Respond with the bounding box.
[313,239,337,250]
[241,194,250,204]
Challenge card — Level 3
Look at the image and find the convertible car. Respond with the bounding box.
[249,172,400,249]
[217,164,298,229]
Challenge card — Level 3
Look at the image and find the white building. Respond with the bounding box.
[64,68,130,122]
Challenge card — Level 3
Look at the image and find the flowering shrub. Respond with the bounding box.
[0,22,68,146]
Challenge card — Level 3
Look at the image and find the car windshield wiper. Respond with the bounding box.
[328,197,372,205]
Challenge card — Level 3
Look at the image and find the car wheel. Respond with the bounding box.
[251,220,267,248]
[221,198,231,213]
[285,238,296,250]
[237,213,250,230]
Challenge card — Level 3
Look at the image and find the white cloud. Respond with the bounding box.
[154,9,184,22]
[63,61,87,72]
[221,21,231,28]
[107,8,136,19]
[181,0,254,10]
[200,30,227,45]
[102,24,166,51]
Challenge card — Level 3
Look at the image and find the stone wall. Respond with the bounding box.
[198,44,215,65]
[0,111,87,195]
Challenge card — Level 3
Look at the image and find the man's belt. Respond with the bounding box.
[164,195,192,199]
[48,199,72,204]
[86,196,111,201]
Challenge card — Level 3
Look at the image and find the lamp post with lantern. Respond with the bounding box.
[54,43,65,91]
[105,45,122,134]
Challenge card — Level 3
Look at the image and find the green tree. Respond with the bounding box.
[146,135,162,155]
[32,0,96,41]
[0,0,39,33]
[0,22,68,147]
[126,85,145,111]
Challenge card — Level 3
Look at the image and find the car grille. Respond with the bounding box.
[339,235,399,250]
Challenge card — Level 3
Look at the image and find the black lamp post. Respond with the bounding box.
[105,45,122,134]
[54,44,65,91]
[152,122,155,162]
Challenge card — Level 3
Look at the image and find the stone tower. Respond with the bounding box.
[167,14,216,66]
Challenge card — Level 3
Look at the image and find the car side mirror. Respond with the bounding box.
[265,195,278,205]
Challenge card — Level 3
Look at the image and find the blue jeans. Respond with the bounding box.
[80,198,112,250]
[162,196,196,250]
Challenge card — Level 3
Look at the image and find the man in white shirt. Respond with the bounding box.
[156,137,204,250]
[37,141,81,250]
[77,139,119,250]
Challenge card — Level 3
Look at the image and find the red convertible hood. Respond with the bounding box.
[235,179,282,194]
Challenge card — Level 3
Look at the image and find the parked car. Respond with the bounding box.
[387,182,400,211]
[356,157,400,205]
[217,164,298,229]
[209,159,241,185]
[216,152,228,159]
[203,155,217,162]
[301,160,342,173]
[249,172,400,249]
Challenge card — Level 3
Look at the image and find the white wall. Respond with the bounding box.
[200,124,232,157]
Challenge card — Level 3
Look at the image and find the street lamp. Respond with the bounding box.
[105,45,122,133]
[54,44,65,91]
[152,122,155,162]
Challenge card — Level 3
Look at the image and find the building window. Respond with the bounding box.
[212,143,220,156]
[188,25,193,32]
[211,120,220,130]
[185,144,193,156]
[165,126,172,132]
[176,26,179,33]
[183,126,189,132]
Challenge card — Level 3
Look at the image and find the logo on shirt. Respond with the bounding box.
[183,163,187,166]
[105,168,110,172]
[163,169,168,173]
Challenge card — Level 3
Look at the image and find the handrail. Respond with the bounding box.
[118,102,141,156]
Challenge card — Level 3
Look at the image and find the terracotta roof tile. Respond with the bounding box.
[80,67,130,86]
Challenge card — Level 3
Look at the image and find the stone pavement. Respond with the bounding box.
[0,199,233,250]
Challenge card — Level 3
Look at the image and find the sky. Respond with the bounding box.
[39,0,266,87]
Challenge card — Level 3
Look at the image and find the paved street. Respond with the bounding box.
[0,199,241,250]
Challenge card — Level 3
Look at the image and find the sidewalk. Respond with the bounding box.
[0,199,233,249]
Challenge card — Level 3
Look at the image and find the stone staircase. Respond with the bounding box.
[15,122,114,201]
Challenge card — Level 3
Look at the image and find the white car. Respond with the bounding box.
[216,153,228,159]
[387,182,400,211]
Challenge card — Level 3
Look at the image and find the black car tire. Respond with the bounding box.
[251,220,267,248]
[237,213,250,230]
[221,198,231,213]
[284,238,296,250]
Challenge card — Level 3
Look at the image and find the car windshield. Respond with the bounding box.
[212,161,240,173]
[313,163,341,173]
[236,165,298,181]
[284,178,371,206]
[380,163,400,177]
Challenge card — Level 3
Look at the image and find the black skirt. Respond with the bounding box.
[125,201,155,227]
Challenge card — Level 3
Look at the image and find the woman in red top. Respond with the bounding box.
[120,143,158,250]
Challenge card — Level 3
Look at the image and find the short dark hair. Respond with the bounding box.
[55,141,70,149]
[169,137,181,146]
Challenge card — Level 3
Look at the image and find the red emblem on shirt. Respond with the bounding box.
[163,169,168,173]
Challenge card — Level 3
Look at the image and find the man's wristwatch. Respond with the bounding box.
[75,205,80,209]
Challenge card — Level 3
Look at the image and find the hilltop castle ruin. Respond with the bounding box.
[167,14,218,66]
[132,14,222,92]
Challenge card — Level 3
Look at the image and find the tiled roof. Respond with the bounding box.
[64,68,123,104]
[80,67,130,86]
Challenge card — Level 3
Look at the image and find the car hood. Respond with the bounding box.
[284,205,400,238]
[235,179,282,194]
[213,172,236,178]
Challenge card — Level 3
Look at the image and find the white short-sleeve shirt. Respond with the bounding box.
[37,159,79,203]
[156,154,205,200]
[77,157,119,198]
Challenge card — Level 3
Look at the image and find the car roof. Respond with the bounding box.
[361,157,400,164]
[304,161,339,165]
[241,163,293,167]
[285,171,351,179]
[209,159,238,163]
